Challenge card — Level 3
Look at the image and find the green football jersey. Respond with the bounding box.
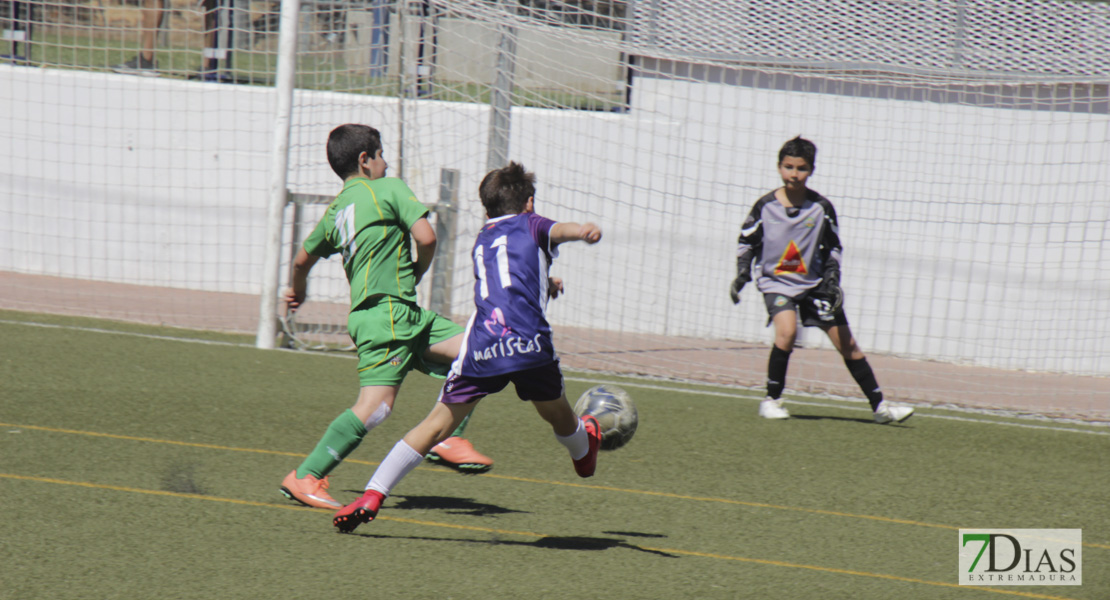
[303,177,430,310]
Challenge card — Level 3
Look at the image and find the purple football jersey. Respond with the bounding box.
[453,212,560,377]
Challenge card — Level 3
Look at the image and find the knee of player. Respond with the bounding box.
[362,401,392,429]
[774,331,797,349]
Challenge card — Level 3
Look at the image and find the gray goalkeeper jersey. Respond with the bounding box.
[736,189,843,298]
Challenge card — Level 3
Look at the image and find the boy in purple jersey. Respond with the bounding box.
[730,136,914,424]
[333,161,603,533]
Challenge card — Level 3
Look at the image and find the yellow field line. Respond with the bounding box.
[0,472,1082,600]
[4,421,1108,552]
[489,472,955,528]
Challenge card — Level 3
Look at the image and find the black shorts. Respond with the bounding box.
[763,292,849,329]
[438,361,565,404]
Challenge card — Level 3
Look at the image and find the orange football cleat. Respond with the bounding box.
[425,437,493,474]
[280,470,342,509]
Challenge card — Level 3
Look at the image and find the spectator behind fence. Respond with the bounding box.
[112,0,227,81]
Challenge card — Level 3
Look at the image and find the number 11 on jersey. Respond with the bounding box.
[476,235,511,299]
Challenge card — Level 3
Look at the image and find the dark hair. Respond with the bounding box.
[327,124,382,180]
[479,161,535,218]
[778,135,817,167]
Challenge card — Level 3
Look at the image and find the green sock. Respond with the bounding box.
[296,409,367,479]
[450,412,471,438]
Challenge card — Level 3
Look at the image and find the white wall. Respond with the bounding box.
[1,64,1107,375]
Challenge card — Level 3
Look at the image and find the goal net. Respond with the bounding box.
[1,0,1108,419]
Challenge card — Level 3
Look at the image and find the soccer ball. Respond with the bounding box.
[573,385,638,450]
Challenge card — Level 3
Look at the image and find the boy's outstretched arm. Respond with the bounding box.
[284,247,321,311]
[547,223,600,300]
[550,222,602,245]
[410,217,437,285]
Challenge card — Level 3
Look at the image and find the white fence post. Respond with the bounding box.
[255,0,302,349]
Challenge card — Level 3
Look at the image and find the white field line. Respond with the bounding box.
[4,318,1107,437]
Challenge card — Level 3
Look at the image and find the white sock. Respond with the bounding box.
[365,440,424,495]
[555,419,588,460]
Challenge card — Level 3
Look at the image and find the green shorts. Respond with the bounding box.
[347,297,463,387]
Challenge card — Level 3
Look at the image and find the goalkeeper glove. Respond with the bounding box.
[729,277,747,304]
[813,263,843,314]
[730,249,755,305]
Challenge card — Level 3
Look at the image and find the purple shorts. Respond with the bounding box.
[438,361,565,404]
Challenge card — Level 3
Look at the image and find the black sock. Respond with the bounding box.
[766,345,791,399]
[846,357,883,411]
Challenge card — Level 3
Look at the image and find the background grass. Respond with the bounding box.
[1,309,1106,600]
[15,29,624,110]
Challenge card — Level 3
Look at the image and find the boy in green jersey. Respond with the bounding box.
[279,124,491,510]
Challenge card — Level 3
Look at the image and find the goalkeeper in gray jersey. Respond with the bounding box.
[730,136,913,424]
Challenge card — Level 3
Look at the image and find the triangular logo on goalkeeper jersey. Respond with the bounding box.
[775,240,808,275]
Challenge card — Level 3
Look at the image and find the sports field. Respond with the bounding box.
[1,309,1106,600]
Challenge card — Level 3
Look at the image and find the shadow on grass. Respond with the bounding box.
[335,495,675,556]
[338,493,529,518]
[342,530,678,557]
[602,530,667,538]
[790,414,880,425]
